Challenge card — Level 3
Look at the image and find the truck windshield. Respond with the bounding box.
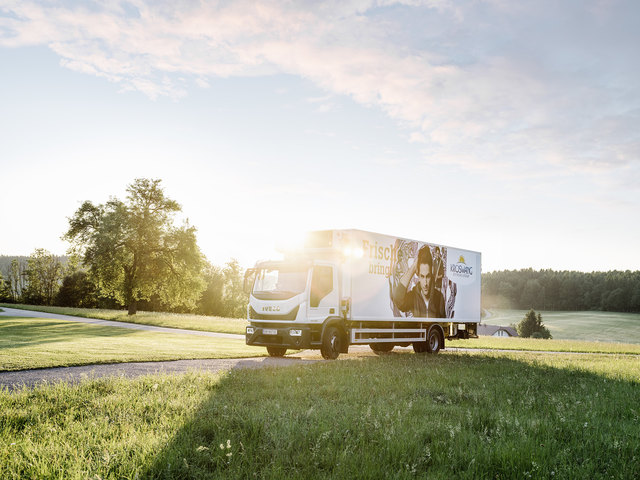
[253,266,308,300]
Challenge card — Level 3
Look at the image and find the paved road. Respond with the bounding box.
[0,307,244,339]
[0,356,318,392]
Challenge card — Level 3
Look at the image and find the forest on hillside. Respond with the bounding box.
[482,269,640,313]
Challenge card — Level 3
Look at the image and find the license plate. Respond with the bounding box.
[263,328,277,335]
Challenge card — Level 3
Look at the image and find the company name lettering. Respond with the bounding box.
[262,306,280,312]
[362,240,398,262]
[450,264,473,275]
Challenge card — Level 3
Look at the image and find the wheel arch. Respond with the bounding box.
[427,324,445,348]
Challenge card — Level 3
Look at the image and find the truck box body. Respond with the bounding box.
[245,229,481,358]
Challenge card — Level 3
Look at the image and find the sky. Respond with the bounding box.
[0,0,638,273]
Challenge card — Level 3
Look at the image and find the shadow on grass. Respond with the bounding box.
[0,317,140,349]
[143,352,640,479]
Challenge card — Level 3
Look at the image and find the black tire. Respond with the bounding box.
[320,326,342,360]
[266,346,287,357]
[413,341,428,354]
[370,343,394,354]
[427,327,443,354]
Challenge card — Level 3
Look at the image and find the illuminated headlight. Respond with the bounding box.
[246,327,255,335]
[289,329,302,337]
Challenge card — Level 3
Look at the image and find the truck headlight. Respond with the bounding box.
[289,329,302,337]
[246,327,255,335]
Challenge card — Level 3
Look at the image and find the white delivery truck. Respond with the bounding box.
[244,230,481,359]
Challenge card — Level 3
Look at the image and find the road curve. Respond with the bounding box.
[0,356,318,392]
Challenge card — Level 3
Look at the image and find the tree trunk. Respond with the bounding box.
[128,300,138,315]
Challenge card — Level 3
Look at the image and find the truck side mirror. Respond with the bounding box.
[244,268,256,294]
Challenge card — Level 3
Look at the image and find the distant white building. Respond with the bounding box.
[478,324,518,337]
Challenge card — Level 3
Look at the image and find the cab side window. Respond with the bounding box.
[310,266,333,307]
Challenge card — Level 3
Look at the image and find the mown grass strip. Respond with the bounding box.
[0,303,247,335]
[1,352,638,479]
[0,316,263,371]
[447,336,640,354]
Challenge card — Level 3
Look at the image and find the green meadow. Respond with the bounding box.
[0,316,263,371]
[1,351,638,479]
[484,309,640,343]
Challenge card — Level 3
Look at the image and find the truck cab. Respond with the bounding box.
[244,258,347,359]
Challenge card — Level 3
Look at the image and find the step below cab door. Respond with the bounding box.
[307,263,339,323]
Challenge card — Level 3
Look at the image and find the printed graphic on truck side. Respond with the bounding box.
[344,231,480,321]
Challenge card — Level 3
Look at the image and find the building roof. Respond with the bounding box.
[478,324,518,337]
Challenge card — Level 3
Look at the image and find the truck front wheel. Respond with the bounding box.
[267,346,287,357]
[321,326,342,360]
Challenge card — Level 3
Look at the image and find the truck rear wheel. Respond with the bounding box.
[427,328,443,354]
[370,343,394,354]
[267,346,287,357]
[320,326,342,360]
[413,341,428,353]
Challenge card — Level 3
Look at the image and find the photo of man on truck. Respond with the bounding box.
[391,244,446,318]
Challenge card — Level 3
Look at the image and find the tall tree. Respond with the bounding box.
[57,271,97,308]
[8,258,27,302]
[64,178,206,314]
[222,259,249,318]
[198,263,226,316]
[0,271,10,301]
[23,248,63,305]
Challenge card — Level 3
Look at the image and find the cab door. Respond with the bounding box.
[307,263,339,323]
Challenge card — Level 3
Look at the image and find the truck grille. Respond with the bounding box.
[249,305,299,321]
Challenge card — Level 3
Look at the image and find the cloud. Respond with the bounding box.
[1,0,639,181]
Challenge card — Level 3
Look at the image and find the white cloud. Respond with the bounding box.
[409,132,426,143]
[1,0,639,184]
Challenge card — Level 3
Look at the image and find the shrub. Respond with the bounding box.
[517,309,552,339]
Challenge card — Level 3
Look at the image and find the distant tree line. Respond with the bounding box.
[483,269,640,313]
[5,258,640,316]
[0,250,247,318]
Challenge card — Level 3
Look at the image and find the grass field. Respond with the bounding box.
[485,309,640,343]
[1,351,638,479]
[0,304,247,335]
[0,316,264,371]
[447,336,640,354]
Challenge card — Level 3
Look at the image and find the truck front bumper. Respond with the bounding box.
[245,324,317,349]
